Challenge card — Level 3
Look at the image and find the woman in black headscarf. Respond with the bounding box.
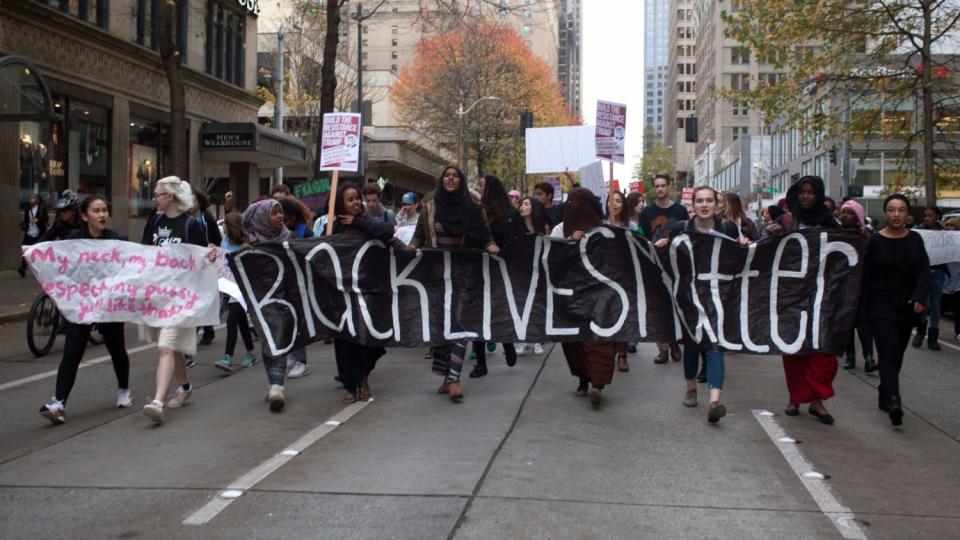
[410,166,497,402]
[551,188,617,408]
[765,175,840,425]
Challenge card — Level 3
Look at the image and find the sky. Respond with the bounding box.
[581,1,645,184]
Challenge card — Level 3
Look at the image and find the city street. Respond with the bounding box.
[1,320,959,539]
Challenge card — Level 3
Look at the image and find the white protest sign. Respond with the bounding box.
[319,113,362,172]
[525,125,597,174]
[578,160,606,200]
[913,229,960,266]
[595,100,627,164]
[23,240,220,327]
[394,225,416,246]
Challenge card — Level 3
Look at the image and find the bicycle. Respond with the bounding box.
[27,293,103,357]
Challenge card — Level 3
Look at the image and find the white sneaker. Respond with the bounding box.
[167,386,192,408]
[515,343,527,356]
[116,389,134,408]
[142,399,164,424]
[39,398,66,424]
[266,384,285,412]
[533,343,544,355]
[287,361,310,379]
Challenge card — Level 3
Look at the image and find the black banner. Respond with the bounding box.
[228,228,863,357]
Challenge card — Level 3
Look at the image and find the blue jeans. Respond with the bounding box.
[927,268,945,330]
[683,345,725,391]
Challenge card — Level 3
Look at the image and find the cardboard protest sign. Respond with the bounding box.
[319,113,362,172]
[595,100,627,164]
[913,229,960,266]
[578,160,606,200]
[23,240,220,327]
[525,126,597,173]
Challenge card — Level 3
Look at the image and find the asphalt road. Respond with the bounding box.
[0,319,958,539]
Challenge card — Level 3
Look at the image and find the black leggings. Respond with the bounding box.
[225,302,254,357]
[871,317,914,402]
[55,322,129,403]
[845,321,875,359]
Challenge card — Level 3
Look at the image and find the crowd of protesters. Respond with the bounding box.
[22,166,953,430]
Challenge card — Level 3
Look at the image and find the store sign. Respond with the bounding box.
[237,0,261,16]
[202,132,255,149]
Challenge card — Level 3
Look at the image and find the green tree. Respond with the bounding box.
[721,0,960,205]
[635,127,676,192]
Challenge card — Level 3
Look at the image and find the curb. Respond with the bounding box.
[0,311,29,325]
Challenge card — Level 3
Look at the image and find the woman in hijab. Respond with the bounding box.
[550,188,617,408]
[241,199,301,412]
[410,166,497,402]
[765,176,840,424]
[330,182,393,403]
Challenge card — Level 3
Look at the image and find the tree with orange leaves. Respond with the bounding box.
[391,20,579,187]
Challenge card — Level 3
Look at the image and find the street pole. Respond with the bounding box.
[457,102,465,169]
[355,2,364,180]
[274,29,284,185]
[841,86,851,198]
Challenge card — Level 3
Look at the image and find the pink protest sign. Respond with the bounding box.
[23,240,221,327]
[319,112,362,172]
[595,100,627,164]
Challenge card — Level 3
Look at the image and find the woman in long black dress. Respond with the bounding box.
[329,182,394,403]
[861,194,930,426]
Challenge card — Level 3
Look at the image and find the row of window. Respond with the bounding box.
[677,63,696,75]
[677,99,696,112]
[677,80,696,93]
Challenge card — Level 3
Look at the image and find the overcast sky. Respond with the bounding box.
[581,1,645,183]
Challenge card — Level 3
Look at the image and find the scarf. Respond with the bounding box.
[433,174,487,240]
[562,188,604,238]
[785,176,835,227]
[242,199,290,244]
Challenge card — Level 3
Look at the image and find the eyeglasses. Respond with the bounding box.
[152,192,170,199]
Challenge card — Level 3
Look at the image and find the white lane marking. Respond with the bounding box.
[752,410,867,540]
[183,399,372,526]
[0,324,225,392]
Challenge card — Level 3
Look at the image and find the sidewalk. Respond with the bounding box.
[0,270,42,324]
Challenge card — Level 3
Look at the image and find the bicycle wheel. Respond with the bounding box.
[88,323,104,345]
[27,295,60,357]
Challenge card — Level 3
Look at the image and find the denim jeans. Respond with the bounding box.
[682,345,725,390]
[927,268,945,330]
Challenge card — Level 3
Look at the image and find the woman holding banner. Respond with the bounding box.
[862,194,930,426]
[514,196,549,357]
[329,182,392,403]
[766,176,840,425]
[215,213,259,372]
[410,166,498,402]
[140,177,208,425]
[551,188,617,408]
[655,186,748,423]
[38,195,132,424]
[605,190,635,373]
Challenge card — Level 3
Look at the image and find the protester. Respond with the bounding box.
[656,186,748,423]
[514,195,548,356]
[912,206,945,351]
[190,187,222,347]
[140,177,208,424]
[942,218,960,343]
[362,183,396,226]
[624,192,645,236]
[639,174,688,364]
[472,175,524,377]
[271,184,292,199]
[410,166,498,402]
[312,196,330,237]
[38,195,132,424]
[862,194,930,426]
[276,198,315,379]
[551,188,616,408]
[714,190,726,218]
[395,192,421,228]
[215,212,258,372]
[533,181,565,228]
[766,175,839,424]
[508,189,521,207]
[40,190,82,242]
[824,196,837,215]
[19,193,49,277]
[838,200,876,371]
[605,190,634,372]
[724,192,758,241]
[241,199,298,411]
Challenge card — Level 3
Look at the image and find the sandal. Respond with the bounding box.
[342,392,358,404]
[359,377,371,400]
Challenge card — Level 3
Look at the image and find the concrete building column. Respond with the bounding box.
[0,121,20,270]
[230,162,259,209]
[111,95,131,235]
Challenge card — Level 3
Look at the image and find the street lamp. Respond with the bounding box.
[455,96,501,170]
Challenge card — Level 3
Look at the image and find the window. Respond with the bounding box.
[730,47,750,65]
[36,0,108,29]
[391,51,398,59]
[391,64,398,73]
[391,38,398,46]
[132,0,187,54]
[129,118,173,217]
[732,126,748,141]
[391,25,398,34]
[205,1,247,87]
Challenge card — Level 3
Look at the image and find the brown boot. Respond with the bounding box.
[654,349,669,364]
[617,352,630,372]
[437,380,450,394]
[447,381,464,401]
[670,343,682,362]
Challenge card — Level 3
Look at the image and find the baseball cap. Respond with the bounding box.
[400,192,417,206]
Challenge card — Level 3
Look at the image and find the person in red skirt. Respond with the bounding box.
[765,176,840,424]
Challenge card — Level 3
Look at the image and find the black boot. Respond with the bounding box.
[928,328,941,351]
[864,356,878,373]
[912,320,927,347]
[842,354,856,370]
[887,396,904,426]
[469,343,487,378]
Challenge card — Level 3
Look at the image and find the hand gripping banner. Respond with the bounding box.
[229,228,864,357]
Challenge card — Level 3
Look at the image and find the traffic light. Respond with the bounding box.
[829,145,837,165]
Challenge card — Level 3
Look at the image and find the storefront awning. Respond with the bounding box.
[199,123,308,168]
[0,55,58,121]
